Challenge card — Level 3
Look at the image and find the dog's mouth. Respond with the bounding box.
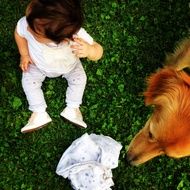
[126,148,165,166]
[126,152,143,166]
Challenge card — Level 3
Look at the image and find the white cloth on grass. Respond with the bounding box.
[56,133,122,190]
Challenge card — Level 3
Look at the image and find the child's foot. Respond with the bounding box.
[60,107,87,128]
[21,112,52,133]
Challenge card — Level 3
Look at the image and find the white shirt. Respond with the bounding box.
[16,16,93,73]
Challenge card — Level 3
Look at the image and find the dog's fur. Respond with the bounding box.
[127,39,190,166]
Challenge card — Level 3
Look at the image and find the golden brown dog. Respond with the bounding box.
[127,39,190,166]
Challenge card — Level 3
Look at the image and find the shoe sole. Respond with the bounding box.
[61,115,87,128]
[21,121,52,133]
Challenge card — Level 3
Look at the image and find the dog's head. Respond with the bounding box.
[127,68,190,166]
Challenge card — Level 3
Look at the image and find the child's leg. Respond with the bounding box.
[64,61,87,108]
[61,62,87,128]
[22,64,47,112]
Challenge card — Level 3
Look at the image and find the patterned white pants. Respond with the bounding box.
[22,62,87,112]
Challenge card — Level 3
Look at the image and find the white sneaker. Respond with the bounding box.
[21,112,52,133]
[60,107,87,128]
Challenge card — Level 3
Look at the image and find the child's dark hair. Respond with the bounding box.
[26,0,83,43]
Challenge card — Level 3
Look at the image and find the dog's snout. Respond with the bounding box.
[126,152,138,165]
[126,152,132,162]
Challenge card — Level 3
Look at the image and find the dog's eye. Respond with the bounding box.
[148,131,154,139]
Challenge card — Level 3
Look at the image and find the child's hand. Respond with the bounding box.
[20,55,33,72]
[71,37,103,61]
[71,37,91,58]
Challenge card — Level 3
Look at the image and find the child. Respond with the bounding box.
[15,0,103,133]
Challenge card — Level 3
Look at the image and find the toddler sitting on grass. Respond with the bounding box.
[14,0,103,133]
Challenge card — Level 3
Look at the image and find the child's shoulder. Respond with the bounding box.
[76,28,93,45]
[16,16,28,37]
[17,16,27,26]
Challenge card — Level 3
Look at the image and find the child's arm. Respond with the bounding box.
[71,37,103,61]
[14,29,33,71]
[87,41,103,61]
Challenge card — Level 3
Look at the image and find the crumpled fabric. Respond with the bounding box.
[56,133,122,190]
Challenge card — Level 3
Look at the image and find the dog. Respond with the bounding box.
[127,38,190,166]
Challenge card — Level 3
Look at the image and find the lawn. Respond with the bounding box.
[1,0,190,189]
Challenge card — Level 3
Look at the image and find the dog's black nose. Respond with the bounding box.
[126,152,138,166]
[126,152,133,163]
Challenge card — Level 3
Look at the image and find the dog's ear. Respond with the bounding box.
[165,38,190,71]
[144,68,178,105]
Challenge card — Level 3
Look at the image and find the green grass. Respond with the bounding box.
[1,0,190,189]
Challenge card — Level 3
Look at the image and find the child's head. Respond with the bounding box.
[26,0,83,43]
